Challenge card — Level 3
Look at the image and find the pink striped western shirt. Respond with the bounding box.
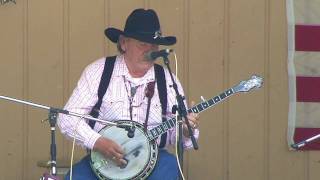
[57,55,199,150]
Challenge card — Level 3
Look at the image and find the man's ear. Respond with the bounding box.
[118,35,126,52]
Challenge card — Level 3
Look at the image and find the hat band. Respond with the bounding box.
[124,30,162,39]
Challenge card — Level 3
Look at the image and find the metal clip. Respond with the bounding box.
[153,30,162,39]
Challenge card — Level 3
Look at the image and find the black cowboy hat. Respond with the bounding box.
[105,8,176,46]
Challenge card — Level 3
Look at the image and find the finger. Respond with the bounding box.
[119,158,128,166]
[186,115,199,128]
[189,112,200,124]
[185,119,197,129]
[193,113,199,119]
[107,147,123,158]
[112,157,127,167]
[111,156,120,165]
[113,151,124,160]
[187,114,197,123]
[110,156,117,161]
[193,122,199,129]
[108,141,124,155]
[114,146,124,155]
[189,121,197,129]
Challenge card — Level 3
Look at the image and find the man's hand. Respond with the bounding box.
[183,101,200,137]
[93,137,127,167]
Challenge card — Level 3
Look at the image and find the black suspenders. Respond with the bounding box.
[154,64,168,148]
[88,56,116,128]
[89,56,168,148]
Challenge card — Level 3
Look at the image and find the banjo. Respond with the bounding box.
[90,75,263,180]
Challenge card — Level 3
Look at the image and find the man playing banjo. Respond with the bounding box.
[58,8,200,180]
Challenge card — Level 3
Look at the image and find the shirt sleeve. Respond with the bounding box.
[57,59,104,149]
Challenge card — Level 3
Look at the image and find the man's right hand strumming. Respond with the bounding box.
[93,137,127,167]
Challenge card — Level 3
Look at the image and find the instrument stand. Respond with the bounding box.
[291,133,320,149]
[0,95,119,180]
[45,109,59,178]
[161,55,198,179]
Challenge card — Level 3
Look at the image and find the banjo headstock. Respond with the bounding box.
[233,75,263,93]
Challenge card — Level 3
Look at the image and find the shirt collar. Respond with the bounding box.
[113,55,156,84]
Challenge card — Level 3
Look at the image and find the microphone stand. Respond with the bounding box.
[160,55,198,179]
[291,133,320,149]
[0,95,118,180]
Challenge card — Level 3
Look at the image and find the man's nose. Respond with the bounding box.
[150,44,159,51]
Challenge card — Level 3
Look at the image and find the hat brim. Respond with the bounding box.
[105,28,176,46]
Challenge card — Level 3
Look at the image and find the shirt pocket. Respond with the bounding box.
[101,95,126,120]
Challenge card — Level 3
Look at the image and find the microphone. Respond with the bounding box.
[145,49,173,61]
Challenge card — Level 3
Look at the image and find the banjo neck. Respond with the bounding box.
[146,75,263,141]
[146,87,234,141]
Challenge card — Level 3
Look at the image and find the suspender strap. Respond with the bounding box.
[88,56,116,129]
[154,64,168,148]
[88,59,168,148]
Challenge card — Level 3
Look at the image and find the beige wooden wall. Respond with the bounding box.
[0,0,318,180]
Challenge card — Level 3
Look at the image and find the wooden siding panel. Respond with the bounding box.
[188,0,225,179]
[27,0,64,179]
[228,0,266,179]
[68,0,105,88]
[0,2,24,180]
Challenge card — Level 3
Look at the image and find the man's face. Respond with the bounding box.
[122,37,159,62]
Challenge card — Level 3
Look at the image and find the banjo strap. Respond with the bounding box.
[154,64,168,148]
[144,81,156,132]
[89,56,168,148]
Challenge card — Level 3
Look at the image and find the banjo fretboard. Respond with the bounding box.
[147,88,234,141]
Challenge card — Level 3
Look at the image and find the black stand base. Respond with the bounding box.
[40,172,60,180]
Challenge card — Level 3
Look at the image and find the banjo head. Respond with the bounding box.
[90,120,158,180]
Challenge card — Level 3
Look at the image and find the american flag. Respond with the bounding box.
[287,0,320,150]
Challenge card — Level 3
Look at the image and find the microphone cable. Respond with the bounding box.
[69,116,85,180]
[171,50,186,180]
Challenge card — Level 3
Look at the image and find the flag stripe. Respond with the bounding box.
[295,25,320,51]
[294,128,320,150]
[296,76,320,102]
[288,0,320,151]
[295,102,320,127]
